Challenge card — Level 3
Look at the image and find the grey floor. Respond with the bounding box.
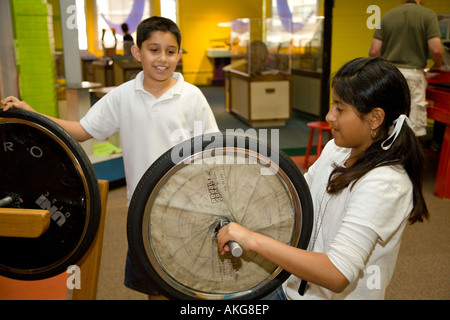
[95,86,450,300]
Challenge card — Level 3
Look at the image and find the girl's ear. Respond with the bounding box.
[131,45,141,62]
[369,107,385,130]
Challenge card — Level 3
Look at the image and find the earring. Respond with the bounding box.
[371,130,377,139]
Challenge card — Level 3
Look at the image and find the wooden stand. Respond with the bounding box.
[229,69,291,127]
[112,55,142,86]
[72,180,109,300]
[0,180,109,300]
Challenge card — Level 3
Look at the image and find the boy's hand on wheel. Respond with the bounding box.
[1,96,36,112]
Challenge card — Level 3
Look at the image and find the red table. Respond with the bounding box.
[426,70,450,199]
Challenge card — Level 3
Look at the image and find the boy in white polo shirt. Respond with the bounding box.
[81,17,219,204]
[2,16,219,299]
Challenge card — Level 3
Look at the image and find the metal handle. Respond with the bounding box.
[0,196,13,207]
[219,219,243,258]
[227,240,243,258]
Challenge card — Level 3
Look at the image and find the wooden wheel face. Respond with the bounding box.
[128,133,313,299]
[0,110,101,280]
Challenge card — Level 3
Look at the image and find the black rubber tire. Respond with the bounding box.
[0,108,101,280]
[127,132,313,300]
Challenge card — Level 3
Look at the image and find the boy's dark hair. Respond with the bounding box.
[329,57,429,224]
[136,16,181,50]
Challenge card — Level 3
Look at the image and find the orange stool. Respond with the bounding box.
[303,121,332,168]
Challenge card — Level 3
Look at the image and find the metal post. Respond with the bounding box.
[0,0,18,98]
[59,0,83,86]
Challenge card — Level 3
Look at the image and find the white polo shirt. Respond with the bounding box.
[80,71,219,201]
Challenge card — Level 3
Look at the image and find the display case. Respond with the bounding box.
[227,18,292,127]
[288,6,324,118]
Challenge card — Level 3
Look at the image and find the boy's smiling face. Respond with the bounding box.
[132,30,182,84]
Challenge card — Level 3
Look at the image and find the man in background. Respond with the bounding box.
[369,0,443,138]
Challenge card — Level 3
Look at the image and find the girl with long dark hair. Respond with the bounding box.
[217,57,429,299]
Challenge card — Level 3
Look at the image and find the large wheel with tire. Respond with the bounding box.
[127,132,313,299]
[0,109,101,280]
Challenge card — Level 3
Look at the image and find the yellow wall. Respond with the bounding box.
[178,0,269,85]
[85,0,98,56]
[331,0,450,77]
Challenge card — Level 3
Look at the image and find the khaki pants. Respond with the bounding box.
[397,67,428,137]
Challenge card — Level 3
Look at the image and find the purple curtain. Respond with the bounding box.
[276,0,314,32]
[101,0,145,35]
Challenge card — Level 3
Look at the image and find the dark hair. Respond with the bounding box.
[136,16,181,49]
[329,57,429,224]
[121,23,129,33]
